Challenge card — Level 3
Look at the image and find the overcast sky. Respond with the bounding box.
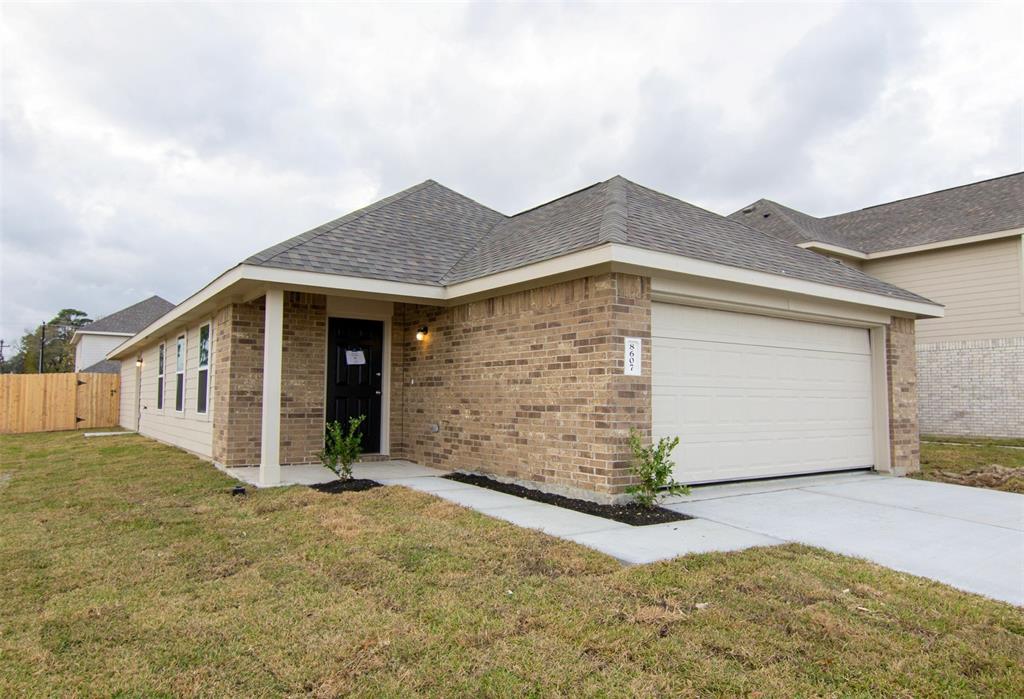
[2,2,1022,346]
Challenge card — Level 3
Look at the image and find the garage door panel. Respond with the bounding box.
[652,304,875,484]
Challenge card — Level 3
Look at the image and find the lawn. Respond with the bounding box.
[1,432,1022,697]
[917,438,1024,493]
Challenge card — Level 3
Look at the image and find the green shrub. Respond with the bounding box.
[626,428,689,508]
[319,415,366,480]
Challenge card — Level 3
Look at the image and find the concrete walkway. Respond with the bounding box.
[663,473,1024,606]
[222,460,781,563]
[222,462,1023,604]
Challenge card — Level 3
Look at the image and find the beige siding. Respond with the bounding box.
[135,320,215,458]
[863,236,1024,342]
[119,360,137,430]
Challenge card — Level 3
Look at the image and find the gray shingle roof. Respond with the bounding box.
[244,176,935,305]
[245,180,505,284]
[730,172,1023,253]
[82,295,175,334]
[82,359,121,374]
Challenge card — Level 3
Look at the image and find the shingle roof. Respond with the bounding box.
[245,176,934,304]
[81,295,175,334]
[82,359,121,374]
[730,172,1024,254]
[245,180,505,284]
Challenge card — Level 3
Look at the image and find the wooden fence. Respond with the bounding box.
[0,373,120,434]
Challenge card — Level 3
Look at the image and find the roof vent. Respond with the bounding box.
[741,207,754,214]
[762,213,771,218]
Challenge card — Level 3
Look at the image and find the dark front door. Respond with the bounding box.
[326,317,384,453]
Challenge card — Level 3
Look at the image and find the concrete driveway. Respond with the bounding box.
[663,473,1024,606]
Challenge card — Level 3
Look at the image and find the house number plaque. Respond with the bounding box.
[624,337,642,376]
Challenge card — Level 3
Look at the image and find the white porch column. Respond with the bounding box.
[260,288,284,486]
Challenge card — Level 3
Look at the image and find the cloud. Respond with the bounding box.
[1,2,1021,344]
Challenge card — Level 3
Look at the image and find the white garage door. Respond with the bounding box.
[652,304,875,484]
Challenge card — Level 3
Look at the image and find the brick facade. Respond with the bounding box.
[389,273,650,503]
[917,336,1024,439]
[213,293,326,466]
[206,277,925,495]
[886,316,920,475]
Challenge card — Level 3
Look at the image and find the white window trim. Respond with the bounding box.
[156,342,166,411]
[175,333,186,414]
[196,322,211,415]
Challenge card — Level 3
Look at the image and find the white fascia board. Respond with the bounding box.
[803,227,1024,260]
[238,264,445,301]
[797,241,868,259]
[608,244,945,318]
[442,245,614,299]
[107,264,445,360]
[108,266,247,359]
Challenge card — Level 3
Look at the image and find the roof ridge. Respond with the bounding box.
[598,176,628,244]
[829,171,1024,217]
[437,209,509,284]
[244,179,437,265]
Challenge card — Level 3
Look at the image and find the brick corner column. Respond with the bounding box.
[886,316,920,475]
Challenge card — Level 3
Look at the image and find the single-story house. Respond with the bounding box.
[108,177,943,503]
[731,172,1023,439]
[72,295,175,373]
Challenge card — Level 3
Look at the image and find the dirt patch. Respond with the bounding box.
[443,472,690,526]
[310,479,382,494]
[926,464,1024,491]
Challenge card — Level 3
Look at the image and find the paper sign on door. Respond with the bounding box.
[345,350,366,365]
[624,337,642,376]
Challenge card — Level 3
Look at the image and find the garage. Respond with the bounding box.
[652,303,876,484]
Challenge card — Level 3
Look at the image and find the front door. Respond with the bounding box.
[326,317,384,452]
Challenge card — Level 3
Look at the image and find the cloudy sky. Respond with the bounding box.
[1,2,1021,346]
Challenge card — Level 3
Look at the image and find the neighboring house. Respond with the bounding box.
[731,173,1023,439]
[107,177,942,503]
[72,296,175,373]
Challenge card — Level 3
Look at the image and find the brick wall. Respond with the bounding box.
[917,336,1024,439]
[886,316,920,474]
[390,273,651,503]
[212,293,327,466]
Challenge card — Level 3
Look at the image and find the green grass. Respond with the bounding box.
[922,434,1024,449]
[916,440,1024,493]
[2,432,1023,696]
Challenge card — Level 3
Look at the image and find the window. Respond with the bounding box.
[196,323,210,414]
[175,334,186,412]
[156,343,165,410]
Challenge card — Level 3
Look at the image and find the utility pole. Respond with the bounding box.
[38,321,46,374]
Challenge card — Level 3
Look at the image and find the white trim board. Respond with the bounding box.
[109,243,944,359]
[799,227,1024,260]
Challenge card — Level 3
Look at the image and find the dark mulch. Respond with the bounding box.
[310,478,382,494]
[443,472,690,526]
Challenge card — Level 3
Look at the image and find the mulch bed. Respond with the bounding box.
[309,479,382,494]
[443,472,690,526]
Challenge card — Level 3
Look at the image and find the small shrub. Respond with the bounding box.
[626,428,689,508]
[319,415,366,480]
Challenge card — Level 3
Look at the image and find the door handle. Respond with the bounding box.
[375,390,382,395]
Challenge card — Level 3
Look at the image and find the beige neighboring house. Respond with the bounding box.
[732,173,1023,439]
[72,296,175,373]
[107,177,942,503]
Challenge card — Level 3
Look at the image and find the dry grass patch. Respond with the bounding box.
[2,431,1023,696]
[916,440,1024,493]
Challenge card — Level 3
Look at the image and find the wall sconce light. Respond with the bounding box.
[415,326,429,341]
[136,356,143,368]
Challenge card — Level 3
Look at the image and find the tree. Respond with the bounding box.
[5,309,91,374]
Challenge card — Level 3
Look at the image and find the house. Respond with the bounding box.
[107,177,943,503]
[731,173,1023,439]
[72,295,175,373]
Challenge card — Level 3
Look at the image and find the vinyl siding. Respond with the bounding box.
[134,321,214,458]
[76,334,129,371]
[119,359,137,430]
[862,236,1024,342]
